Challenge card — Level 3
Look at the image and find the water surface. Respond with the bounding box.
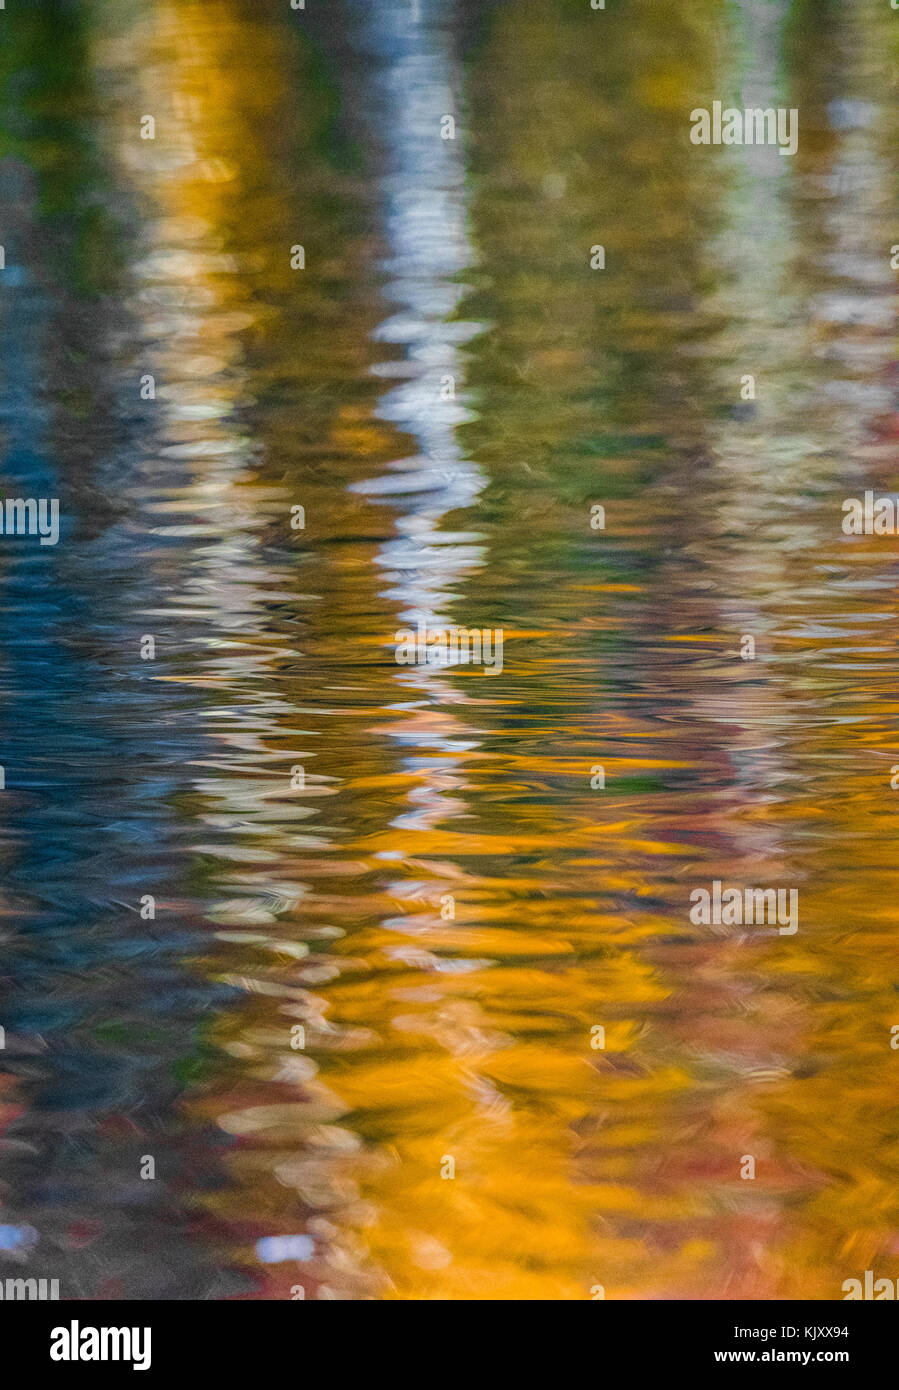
[0,0,897,1300]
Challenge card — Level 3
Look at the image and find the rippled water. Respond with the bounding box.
[0,0,897,1300]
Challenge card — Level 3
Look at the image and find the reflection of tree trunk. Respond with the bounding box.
[98,0,429,1301]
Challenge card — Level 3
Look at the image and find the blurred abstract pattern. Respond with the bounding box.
[0,0,896,1301]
